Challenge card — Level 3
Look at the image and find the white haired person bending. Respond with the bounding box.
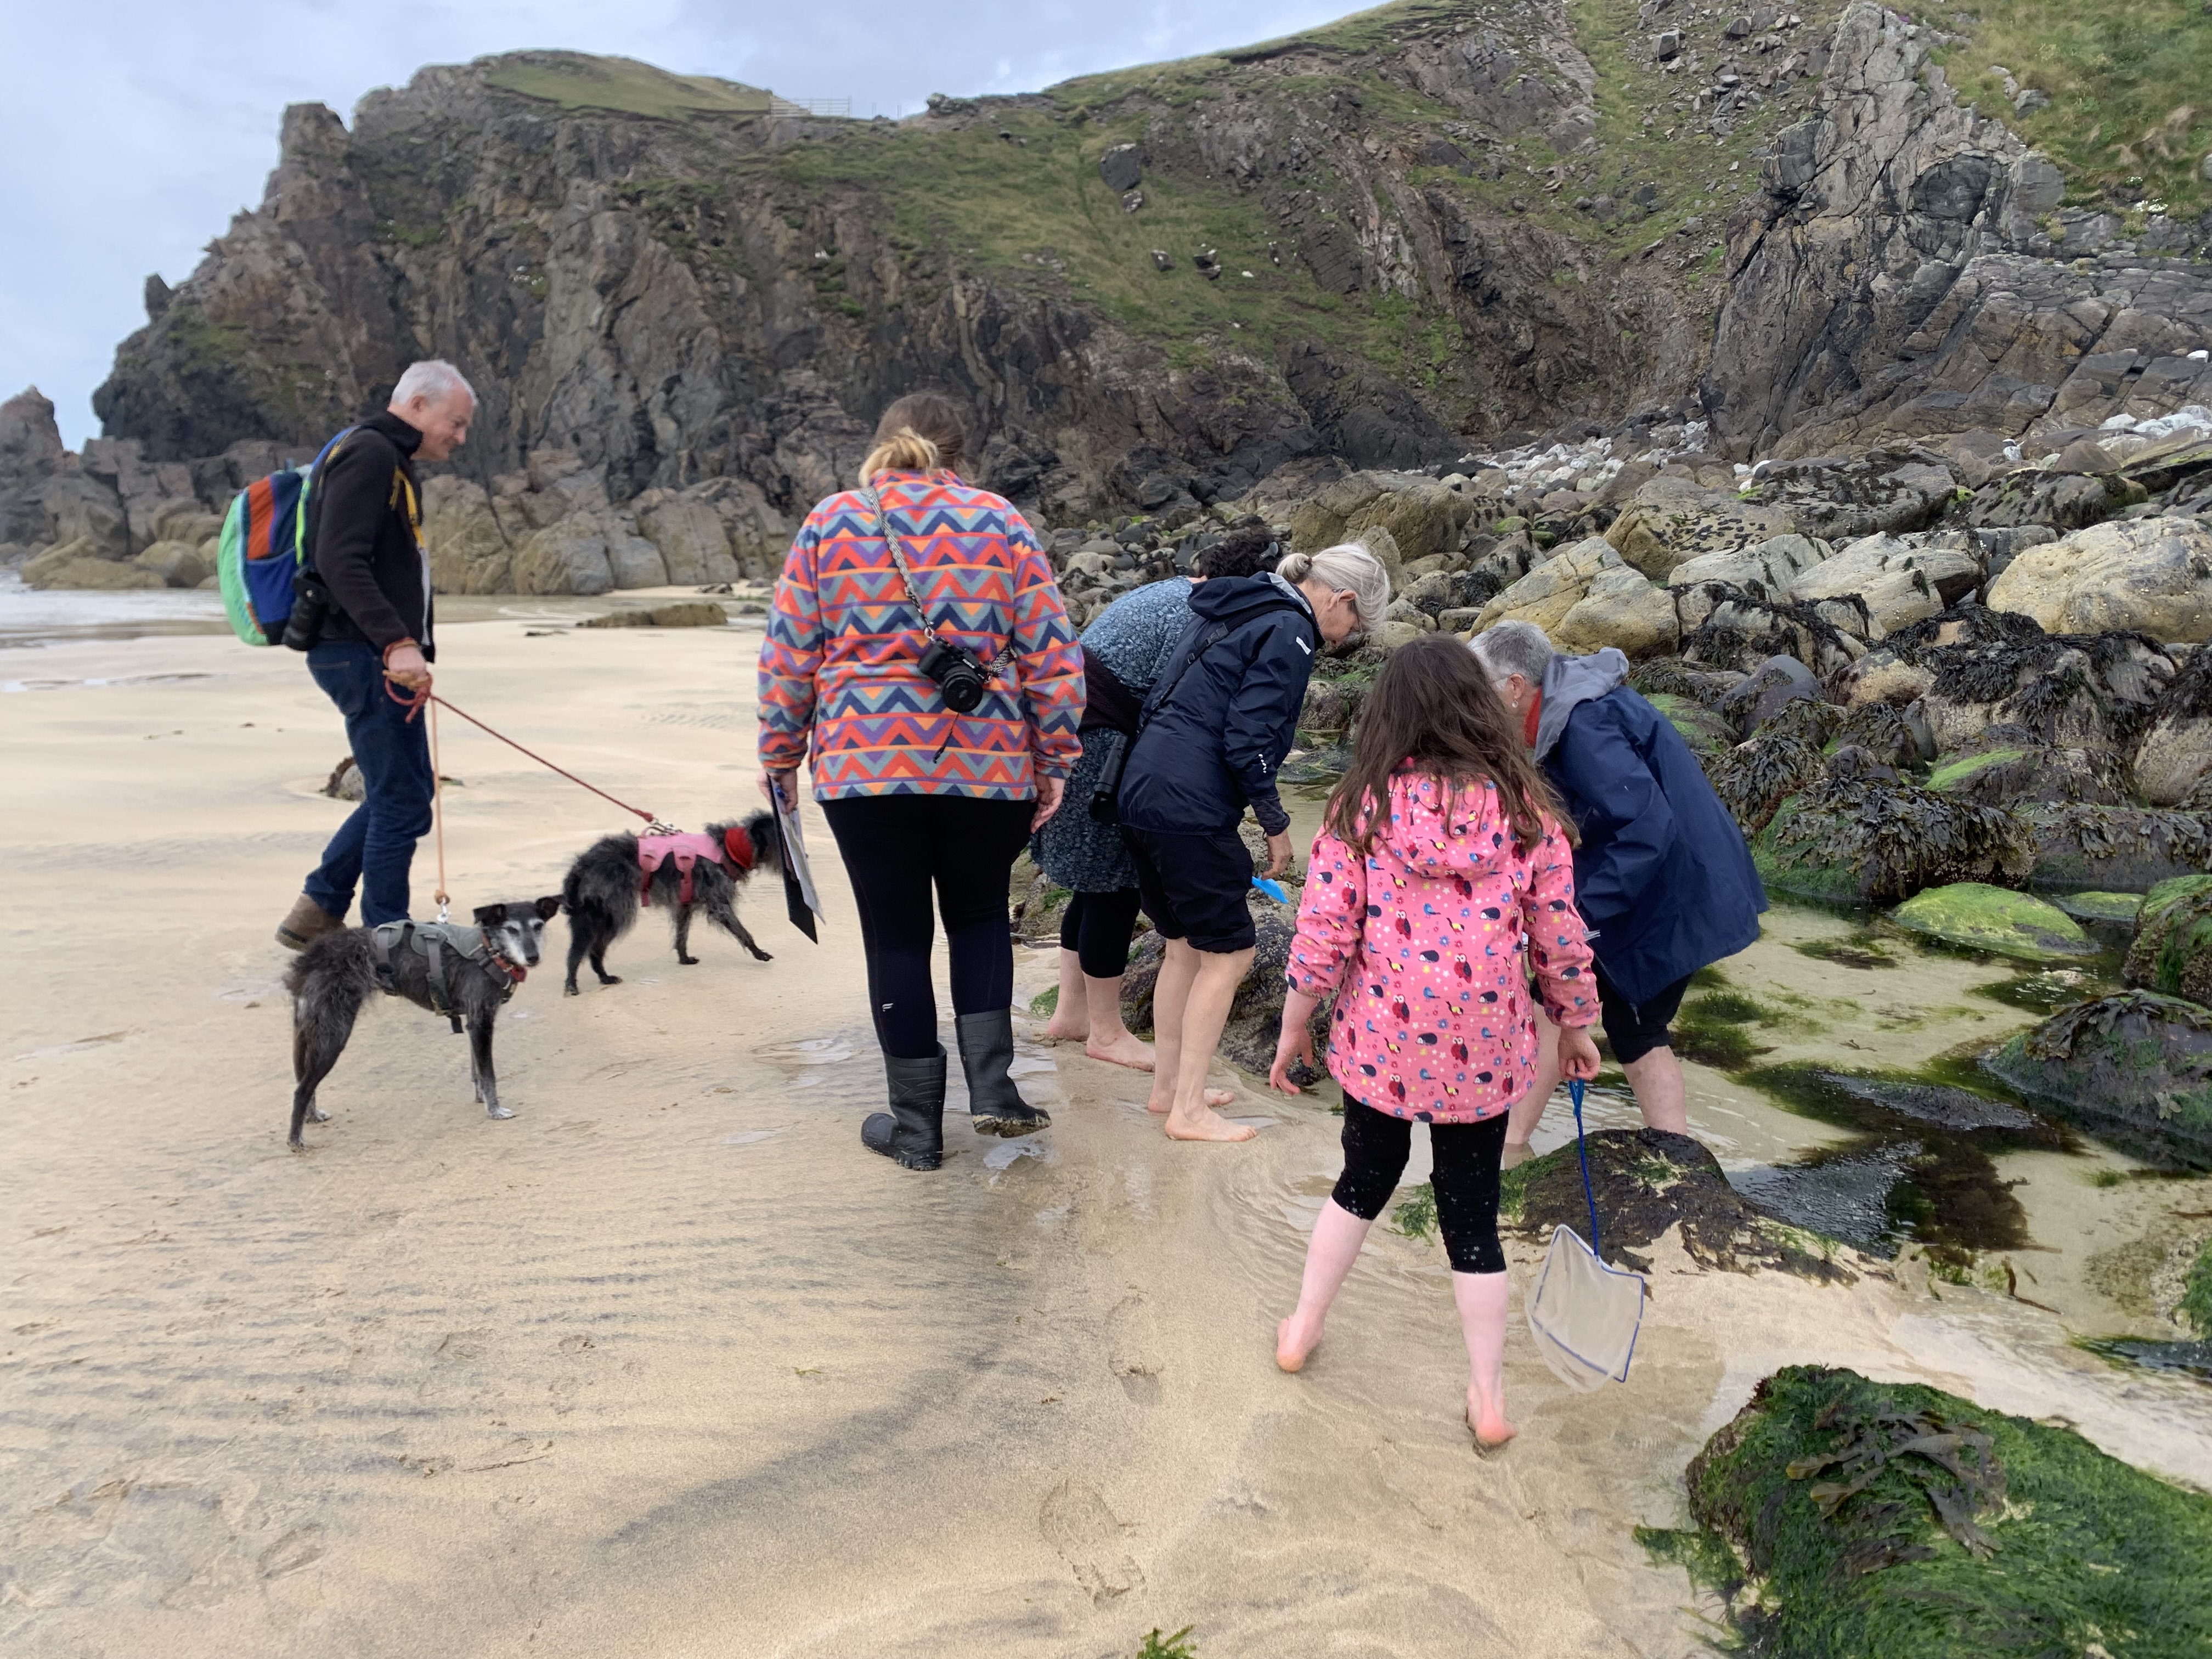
[1466,619,1767,1161]
[276,360,477,949]
[1113,543,1391,1142]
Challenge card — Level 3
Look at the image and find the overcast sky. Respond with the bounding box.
[3,0,1348,449]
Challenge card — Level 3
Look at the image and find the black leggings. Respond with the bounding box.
[822,794,1035,1060]
[1058,888,1144,979]
[1332,1097,1510,1274]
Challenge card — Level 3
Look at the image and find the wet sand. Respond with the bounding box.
[4,614,2209,1657]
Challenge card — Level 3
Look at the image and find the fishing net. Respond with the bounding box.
[1525,1080,1647,1390]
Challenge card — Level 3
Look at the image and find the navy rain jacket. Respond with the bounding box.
[1536,648,1767,1006]
[1116,573,1318,837]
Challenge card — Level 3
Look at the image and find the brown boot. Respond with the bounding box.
[276,893,345,952]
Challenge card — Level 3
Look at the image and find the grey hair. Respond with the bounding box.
[1276,543,1391,631]
[1469,619,1555,685]
[391,360,476,409]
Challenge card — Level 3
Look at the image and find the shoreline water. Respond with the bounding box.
[2,618,2205,1657]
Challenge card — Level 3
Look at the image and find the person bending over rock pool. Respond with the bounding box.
[1115,543,1390,1143]
[757,392,1082,1171]
[1468,620,1766,1163]
[1267,634,1600,1450]
[1034,524,1285,1080]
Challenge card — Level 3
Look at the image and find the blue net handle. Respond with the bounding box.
[1570,1077,1600,1257]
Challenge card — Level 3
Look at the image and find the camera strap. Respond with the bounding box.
[860,484,1018,680]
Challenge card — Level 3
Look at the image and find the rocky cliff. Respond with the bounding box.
[7,0,2211,594]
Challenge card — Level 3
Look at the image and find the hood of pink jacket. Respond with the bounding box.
[1356,770,1526,883]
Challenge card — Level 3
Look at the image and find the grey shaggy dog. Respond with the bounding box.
[560,810,782,995]
[284,898,560,1149]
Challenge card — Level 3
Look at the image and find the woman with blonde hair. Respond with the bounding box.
[1114,541,1391,1143]
[758,392,1083,1171]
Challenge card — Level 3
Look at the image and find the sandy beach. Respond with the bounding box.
[4,606,2208,1658]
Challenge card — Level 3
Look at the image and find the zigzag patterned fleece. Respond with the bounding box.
[757,470,1084,800]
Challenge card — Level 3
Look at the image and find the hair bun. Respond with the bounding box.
[1276,550,1314,582]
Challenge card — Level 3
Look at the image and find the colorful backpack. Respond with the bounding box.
[216,428,354,646]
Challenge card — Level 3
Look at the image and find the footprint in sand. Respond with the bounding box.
[1104,1293,1164,1406]
[258,1523,325,1579]
[1039,1477,1143,1601]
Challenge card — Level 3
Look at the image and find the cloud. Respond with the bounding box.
[0,0,1346,447]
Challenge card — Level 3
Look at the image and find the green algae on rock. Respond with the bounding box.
[2051,889,2151,924]
[1644,1365,2212,1659]
[1753,779,2032,907]
[1891,883,2093,962]
[1983,991,2212,1171]
[2125,875,2212,1008]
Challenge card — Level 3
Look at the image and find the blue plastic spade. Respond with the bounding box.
[1251,875,1289,904]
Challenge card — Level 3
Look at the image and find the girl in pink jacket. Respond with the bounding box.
[1268,633,1601,1449]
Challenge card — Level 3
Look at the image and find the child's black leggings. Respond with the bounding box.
[1058,887,1144,979]
[1333,1096,1510,1274]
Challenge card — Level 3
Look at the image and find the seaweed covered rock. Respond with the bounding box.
[1711,733,1830,836]
[1889,883,2091,962]
[1654,1365,2212,1659]
[1121,899,1328,1081]
[2018,803,2212,894]
[1849,603,2177,759]
[1753,776,2031,907]
[1787,533,1979,640]
[1643,691,1736,764]
[1683,583,1866,675]
[1922,739,2132,807]
[2125,875,2212,1007]
[2134,641,2212,806]
[1504,1128,1850,1280]
[1716,653,1825,735]
[1983,992,2212,1170]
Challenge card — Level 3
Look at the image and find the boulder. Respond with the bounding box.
[1984,992,2212,1170]
[1289,471,1472,568]
[1473,535,1622,633]
[1752,776,2031,906]
[512,522,614,596]
[1923,741,2131,807]
[2134,646,2212,806]
[38,472,127,558]
[148,499,222,549]
[607,535,670,589]
[1739,447,1965,542]
[634,492,740,585]
[132,539,208,588]
[1785,533,1979,639]
[1643,691,1736,763]
[421,474,514,594]
[1553,565,1680,657]
[1602,477,1791,580]
[1666,1365,2212,1657]
[1710,733,1829,834]
[576,601,730,629]
[1367,618,1427,651]
[1299,673,1369,742]
[2125,876,2212,1007]
[2019,804,2212,894]
[1890,882,2092,961]
[1669,533,1829,631]
[20,543,164,590]
[1986,517,2212,642]
[1716,653,1824,735]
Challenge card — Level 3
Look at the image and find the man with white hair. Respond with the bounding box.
[1468,619,1765,1158]
[276,360,478,949]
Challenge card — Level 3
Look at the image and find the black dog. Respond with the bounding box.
[560,812,782,995]
[284,898,559,1148]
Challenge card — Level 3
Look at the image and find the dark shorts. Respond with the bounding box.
[1122,825,1256,953]
[1594,962,1694,1065]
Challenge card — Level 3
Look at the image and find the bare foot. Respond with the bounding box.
[1042,1016,1090,1044]
[1085,1030,1155,1070]
[1468,1396,1517,1454]
[1148,1086,1237,1113]
[1165,1109,1258,1143]
[1276,1311,1324,1372]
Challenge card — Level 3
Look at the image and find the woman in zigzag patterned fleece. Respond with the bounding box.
[758,392,1084,1171]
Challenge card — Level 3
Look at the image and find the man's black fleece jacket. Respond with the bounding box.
[306,409,433,659]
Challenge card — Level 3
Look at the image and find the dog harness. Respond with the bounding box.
[370,920,526,1032]
[637,826,755,907]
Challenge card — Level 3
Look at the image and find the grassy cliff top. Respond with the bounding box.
[483,53,776,120]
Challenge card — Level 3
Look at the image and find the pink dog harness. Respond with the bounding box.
[637,826,757,906]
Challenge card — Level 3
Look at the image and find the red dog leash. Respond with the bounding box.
[386,681,660,822]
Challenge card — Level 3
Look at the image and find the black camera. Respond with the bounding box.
[917,635,991,713]
[281,568,332,651]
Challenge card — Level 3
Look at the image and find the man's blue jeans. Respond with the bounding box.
[302,640,435,926]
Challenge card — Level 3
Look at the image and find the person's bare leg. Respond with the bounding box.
[1624,1045,1689,1134]
[1164,945,1257,1143]
[1455,1269,1516,1448]
[1277,1199,1370,1370]
[1142,940,1200,1115]
[1081,973,1154,1069]
[1503,1008,1563,1166]
[1043,947,1089,1042]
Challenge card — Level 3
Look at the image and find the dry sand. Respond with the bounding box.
[4,610,2209,1658]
